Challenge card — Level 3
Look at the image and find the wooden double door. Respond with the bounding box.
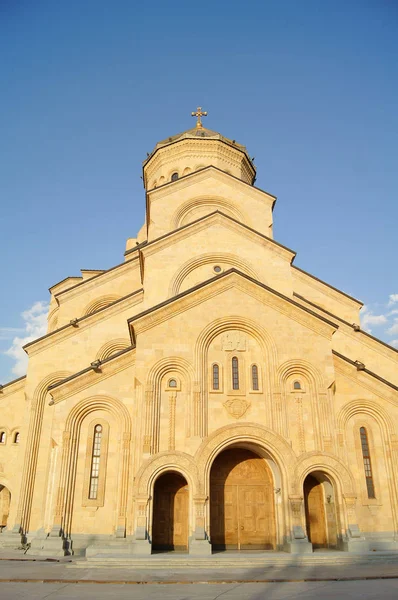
[210,448,276,550]
[152,472,189,551]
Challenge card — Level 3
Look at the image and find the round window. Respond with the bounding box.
[213,265,222,273]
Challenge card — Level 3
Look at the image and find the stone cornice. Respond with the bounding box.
[129,269,338,341]
[141,211,295,263]
[0,375,26,395]
[24,289,144,357]
[333,351,398,403]
[54,256,140,304]
[292,265,363,309]
[49,276,82,294]
[295,293,398,363]
[48,347,135,404]
[147,165,275,205]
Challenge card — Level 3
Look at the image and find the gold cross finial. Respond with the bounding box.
[191,106,207,129]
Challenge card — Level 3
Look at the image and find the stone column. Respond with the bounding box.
[285,495,313,554]
[143,388,153,454]
[190,495,211,555]
[342,495,368,552]
[168,392,176,450]
[115,431,130,538]
[132,495,151,554]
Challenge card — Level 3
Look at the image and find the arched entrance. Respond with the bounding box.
[152,472,189,552]
[210,448,276,550]
[304,472,337,549]
[0,485,11,531]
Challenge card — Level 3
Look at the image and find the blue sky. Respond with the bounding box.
[0,0,397,382]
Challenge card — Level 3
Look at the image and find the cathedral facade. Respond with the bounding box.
[1,112,398,556]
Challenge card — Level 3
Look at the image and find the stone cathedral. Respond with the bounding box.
[1,110,398,557]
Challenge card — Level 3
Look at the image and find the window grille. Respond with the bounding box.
[252,365,259,390]
[89,425,103,500]
[232,357,239,390]
[212,364,219,390]
[360,427,375,499]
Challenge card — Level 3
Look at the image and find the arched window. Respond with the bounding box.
[360,427,375,499]
[89,425,103,500]
[13,432,20,444]
[212,364,219,390]
[168,378,177,388]
[251,365,259,390]
[232,357,239,390]
[293,380,301,390]
[171,172,179,182]
[0,432,6,444]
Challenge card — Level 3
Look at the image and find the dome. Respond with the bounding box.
[142,111,256,188]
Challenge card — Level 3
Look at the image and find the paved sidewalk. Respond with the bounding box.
[1,580,398,599]
[0,550,398,584]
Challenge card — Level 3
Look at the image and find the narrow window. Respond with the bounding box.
[251,365,259,390]
[232,357,239,390]
[0,432,6,444]
[14,432,20,444]
[293,381,301,390]
[212,364,219,390]
[360,427,375,499]
[171,172,179,182]
[89,425,103,500]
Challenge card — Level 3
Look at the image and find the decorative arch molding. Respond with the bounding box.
[337,399,396,437]
[144,357,195,455]
[277,359,326,390]
[135,450,200,497]
[48,315,58,333]
[336,398,398,533]
[65,395,132,434]
[95,338,131,361]
[171,196,245,230]
[83,295,121,317]
[168,252,259,298]
[55,395,132,538]
[195,316,278,437]
[147,356,195,388]
[293,451,356,497]
[276,359,328,447]
[16,371,72,534]
[0,478,13,495]
[195,422,297,495]
[47,308,59,333]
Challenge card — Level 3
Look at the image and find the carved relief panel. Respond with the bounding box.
[207,329,266,432]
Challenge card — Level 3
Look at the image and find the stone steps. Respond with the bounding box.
[73,551,398,569]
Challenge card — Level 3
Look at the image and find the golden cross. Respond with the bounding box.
[191,106,207,129]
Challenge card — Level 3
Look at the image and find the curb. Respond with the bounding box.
[0,576,398,585]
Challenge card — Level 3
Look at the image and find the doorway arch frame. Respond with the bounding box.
[195,423,297,549]
[151,469,190,551]
[303,470,339,549]
[134,450,199,549]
